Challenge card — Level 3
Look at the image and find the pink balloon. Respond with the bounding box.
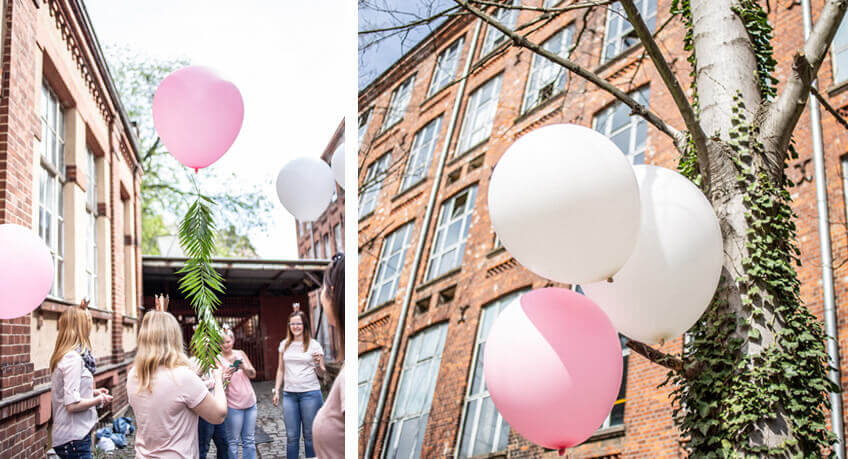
[484,288,623,451]
[152,66,244,170]
[0,224,53,319]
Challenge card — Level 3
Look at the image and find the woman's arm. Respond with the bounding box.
[61,353,112,413]
[238,350,256,379]
[273,351,284,407]
[66,393,110,413]
[191,369,227,424]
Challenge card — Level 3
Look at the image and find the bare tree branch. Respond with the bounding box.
[359,6,463,35]
[469,0,613,13]
[626,338,702,378]
[452,0,684,144]
[810,84,848,132]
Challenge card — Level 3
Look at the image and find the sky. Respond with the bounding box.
[85,0,352,259]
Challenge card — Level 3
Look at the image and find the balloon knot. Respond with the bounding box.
[606,276,614,283]
[194,168,199,174]
[558,448,565,456]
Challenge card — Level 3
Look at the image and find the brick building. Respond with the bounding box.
[294,118,345,361]
[357,0,848,457]
[0,0,142,456]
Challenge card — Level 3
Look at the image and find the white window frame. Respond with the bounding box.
[593,86,650,165]
[456,75,502,155]
[521,25,574,114]
[359,107,372,147]
[382,75,415,131]
[428,37,465,97]
[39,82,65,299]
[85,147,97,307]
[425,186,477,280]
[323,234,331,259]
[480,0,521,56]
[367,222,414,310]
[457,290,527,457]
[600,336,629,429]
[601,0,657,64]
[358,350,383,427]
[360,153,392,217]
[384,323,449,459]
[400,116,442,191]
[334,223,343,253]
[833,19,848,84]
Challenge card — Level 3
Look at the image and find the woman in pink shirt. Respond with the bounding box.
[313,253,345,458]
[127,310,228,458]
[220,327,258,458]
[50,301,112,459]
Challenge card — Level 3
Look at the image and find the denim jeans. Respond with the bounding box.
[54,432,92,459]
[198,416,231,458]
[225,404,257,459]
[283,390,324,459]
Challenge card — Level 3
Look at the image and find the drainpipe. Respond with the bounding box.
[365,18,484,458]
[802,0,844,456]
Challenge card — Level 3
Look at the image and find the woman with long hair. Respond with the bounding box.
[50,300,112,459]
[127,310,228,457]
[313,252,345,458]
[220,326,258,458]
[272,306,326,458]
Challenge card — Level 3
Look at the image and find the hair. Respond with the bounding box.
[132,311,192,393]
[49,307,93,373]
[323,253,344,352]
[283,310,312,352]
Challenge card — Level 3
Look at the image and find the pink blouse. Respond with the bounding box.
[313,366,345,458]
[224,351,256,410]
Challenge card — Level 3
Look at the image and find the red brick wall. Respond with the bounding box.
[358,0,848,457]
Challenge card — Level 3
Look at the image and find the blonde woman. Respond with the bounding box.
[50,300,112,459]
[313,253,345,457]
[220,327,257,458]
[127,310,228,458]
[272,307,325,459]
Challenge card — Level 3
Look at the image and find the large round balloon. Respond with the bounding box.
[0,224,54,319]
[484,288,623,450]
[152,66,244,170]
[582,165,723,344]
[276,157,336,221]
[331,142,345,189]
[488,124,640,284]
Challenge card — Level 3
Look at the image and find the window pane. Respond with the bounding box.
[459,399,479,457]
[472,397,498,456]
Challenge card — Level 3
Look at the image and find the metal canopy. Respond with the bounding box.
[142,256,329,297]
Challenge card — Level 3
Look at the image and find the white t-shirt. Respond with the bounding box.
[279,338,324,392]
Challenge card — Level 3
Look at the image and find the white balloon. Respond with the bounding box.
[488,124,641,284]
[331,142,345,189]
[582,165,723,344]
[276,157,336,221]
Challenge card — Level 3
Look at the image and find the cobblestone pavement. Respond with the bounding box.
[89,380,297,459]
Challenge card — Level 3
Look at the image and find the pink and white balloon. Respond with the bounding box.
[276,158,336,221]
[484,288,623,450]
[488,124,641,284]
[152,66,244,171]
[0,224,54,319]
[582,165,723,344]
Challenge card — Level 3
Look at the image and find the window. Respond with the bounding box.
[368,222,414,309]
[522,26,574,113]
[593,87,650,165]
[400,117,442,191]
[601,0,657,63]
[359,107,372,146]
[85,148,97,307]
[428,37,465,97]
[360,153,392,217]
[334,223,343,252]
[601,336,629,429]
[543,0,563,7]
[458,290,526,456]
[384,323,449,459]
[480,0,520,56]
[39,83,65,298]
[425,186,477,280]
[323,234,331,259]
[834,19,848,83]
[308,244,315,259]
[456,75,502,154]
[383,75,415,131]
[358,350,382,426]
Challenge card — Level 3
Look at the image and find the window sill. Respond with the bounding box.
[416,267,461,292]
[827,79,848,97]
[448,139,489,168]
[392,179,426,202]
[585,424,626,442]
[39,300,111,321]
[420,84,453,111]
[486,246,506,258]
[476,41,510,67]
[513,90,567,126]
[358,209,375,222]
[359,299,395,320]
[593,42,642,75]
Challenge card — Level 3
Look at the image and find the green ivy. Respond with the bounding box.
[732,0,779,100]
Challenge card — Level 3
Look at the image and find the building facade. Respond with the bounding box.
[0,0,142,455]
[358,0,848,457]
[295,118,345,361]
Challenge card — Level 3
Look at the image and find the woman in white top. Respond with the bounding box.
[50,300,112,459]
[272,307,325,459]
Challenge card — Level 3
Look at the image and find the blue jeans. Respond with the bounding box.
[225,404,257,459]
[54,432,92,459]
[198,416,231,458]
[283,390,324,459]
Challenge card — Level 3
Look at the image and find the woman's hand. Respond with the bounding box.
[272,390,280,407]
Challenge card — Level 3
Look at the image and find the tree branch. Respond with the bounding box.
[469,0,613,13]
[619,0,709,176]
[810,84,848,132]
[359,6,463,35]
[626,338,701,378]
[453,0,683,143]
[760,0,848,164]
